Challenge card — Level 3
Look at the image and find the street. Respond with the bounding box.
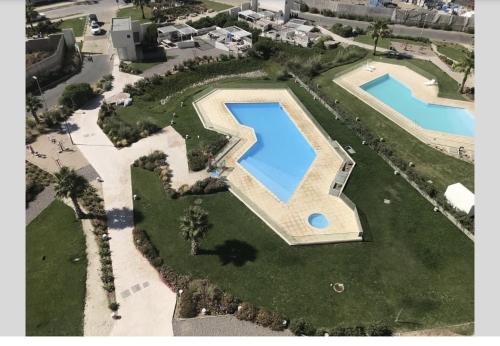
[298,12,474,46]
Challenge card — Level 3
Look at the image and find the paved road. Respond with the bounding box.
[173,315,294,336]
[42,0,121,20]
[39,54,113,111]
[299,12,474,46]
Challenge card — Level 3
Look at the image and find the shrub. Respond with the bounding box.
[187,148,208,171]
[331,23,354,38]
[235,302,258,322]
[109,302,120,311]
[367,323,393,336]
[310,7,319,14]
[59,83,95,109]
[289,318,316,336]
[255,309,286,331]
[300,4,309,12]
[178,289,198,318]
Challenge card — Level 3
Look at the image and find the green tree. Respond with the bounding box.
[367,20,392,55]
[179,205,209,256]
[455,50,474,94]
[26,94,43,124]
[133,0,151,19]
[59,83,95,110]
[54,167,88,219]
[26,1,38,30]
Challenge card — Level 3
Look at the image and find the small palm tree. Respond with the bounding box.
[133,0,151,20]
[26,94,42,124]
[179,205,209,256]
[455,50,474,94]
[367,20,392,55]
[26,1,38,29]
[54,167,88,219]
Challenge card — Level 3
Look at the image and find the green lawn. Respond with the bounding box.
[128,60,165,73]
[117,6,152,23]
[26,200,87,336]
[132,83,473,332]
[315,57,472,192]
[436,43,470,62]
[354,34,391,49]
[200,0,232,11]
[57,16,86,37]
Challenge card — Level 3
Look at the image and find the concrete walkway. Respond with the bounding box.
[26,185,56,225]
[67,56,206,335]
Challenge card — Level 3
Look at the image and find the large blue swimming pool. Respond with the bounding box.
[226,102,316,203]
[361,74,474,137]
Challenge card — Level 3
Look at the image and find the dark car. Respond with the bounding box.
[88,14,98,24]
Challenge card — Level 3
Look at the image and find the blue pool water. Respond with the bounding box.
[226,102,316,203]
[308,213,330,229]
[360,74,474,137]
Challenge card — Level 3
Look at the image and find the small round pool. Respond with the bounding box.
[308,213,329,229]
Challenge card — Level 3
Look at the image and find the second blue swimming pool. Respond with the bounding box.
[360,74,474,137]
[226,102,316,203]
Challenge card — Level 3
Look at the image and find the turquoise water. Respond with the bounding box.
[226,102,316,203]
[308,213,329,229]
[361,74,474,137]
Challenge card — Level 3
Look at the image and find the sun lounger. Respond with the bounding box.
[424,79,438,86]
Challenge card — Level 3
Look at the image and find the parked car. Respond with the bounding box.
[88,14,98,24]
[90,22,101,35]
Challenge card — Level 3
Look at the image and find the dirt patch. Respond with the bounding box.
[26,51,52,67]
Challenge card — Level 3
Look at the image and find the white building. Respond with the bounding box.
[444,183,475,216]
[157,24,198,48]
[250,0,292,22]
[205,26,253,54]
[110,17,146,61]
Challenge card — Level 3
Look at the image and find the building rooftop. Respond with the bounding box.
[112,17,132,32]
[158,23,198,36]
[215,26,252,40]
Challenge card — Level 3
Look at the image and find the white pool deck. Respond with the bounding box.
[193,88,363,245]
[334,61,475,160]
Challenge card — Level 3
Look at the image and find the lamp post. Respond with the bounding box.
[32,76,47,111]
[419,13,428,40]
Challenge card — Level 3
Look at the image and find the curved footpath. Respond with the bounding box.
[67,56,206,335]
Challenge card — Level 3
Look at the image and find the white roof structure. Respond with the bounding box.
[112,17,132,32]
[214,26,252,40]
[444,183,475,215]
[158,24,197,36]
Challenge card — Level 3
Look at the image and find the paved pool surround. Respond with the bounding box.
[334,61,475,160]
[193,88,363,245]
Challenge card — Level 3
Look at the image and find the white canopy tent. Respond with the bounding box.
[444,183,475,216]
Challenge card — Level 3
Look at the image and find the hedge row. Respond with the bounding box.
[78,184,119,312]
[26,161,54,205]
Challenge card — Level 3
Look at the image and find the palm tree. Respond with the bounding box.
[26,94,42,124]
[179,205,209,256]
[455,50,474,94]
[367,20,392,55]
[54,167,88,219]
[26,1,38,30]
[133,0,151,20]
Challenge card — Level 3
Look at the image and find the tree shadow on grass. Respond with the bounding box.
[106,207,134,230]
[200,239,257,267]
[357,207,373,242]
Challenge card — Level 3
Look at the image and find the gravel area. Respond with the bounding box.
[173,315,293,336]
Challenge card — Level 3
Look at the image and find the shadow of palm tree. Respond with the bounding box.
[106,207,135,230]
[200,240,257,267]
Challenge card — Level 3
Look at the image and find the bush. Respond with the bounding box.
[331,23,354,38]
[187,148,207,171]
[255,309,286,331]
[235,302,258,322]
[178,289,198,318]
[310,7,319,14]
[300,4,309,12]
[367,323,393,336]
[59,83,95,109]
[289,318,316,336]
[250,38,277,60]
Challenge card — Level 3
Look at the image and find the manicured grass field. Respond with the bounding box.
[117,6,152,23]
[354,34,391,49]
[26,200,87,336]
[315,57,473,192]
[436,43,470,62]
[200,0,232,11]
[57,16,86,37]
[128,60,166,73]
[132,81,473,332]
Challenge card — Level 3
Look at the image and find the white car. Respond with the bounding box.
[90,23,101,35]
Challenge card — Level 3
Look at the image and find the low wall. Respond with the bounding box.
[26,33,65,82]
